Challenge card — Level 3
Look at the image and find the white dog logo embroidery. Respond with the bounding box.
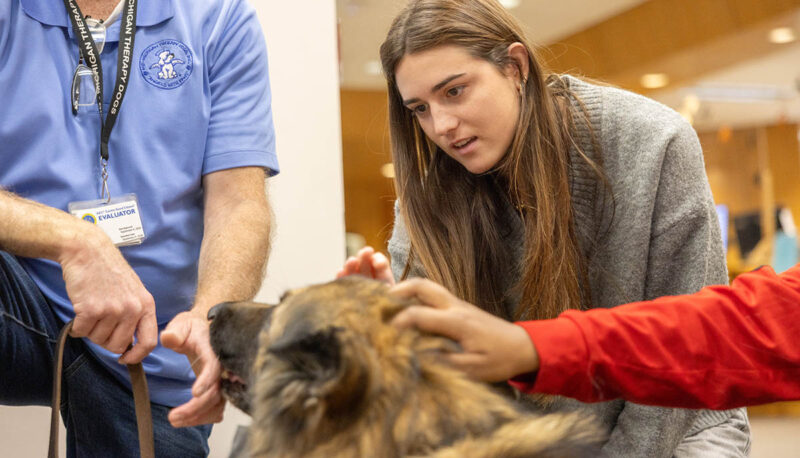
[140,39,193,89]
[150,51,184,80]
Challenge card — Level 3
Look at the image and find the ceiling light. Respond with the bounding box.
[640,73,669,89]
[769,27,796,44]
[363,60,382,76]
[381,163,395,179]
[498,0,521,9]
[682,94,700,114]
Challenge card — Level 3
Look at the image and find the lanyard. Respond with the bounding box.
[63,0,138,199]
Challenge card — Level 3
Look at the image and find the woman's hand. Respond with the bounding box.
[336,246,395,285]
[391,278,539,382]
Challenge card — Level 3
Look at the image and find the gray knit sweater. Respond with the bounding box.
[388,76,751,457]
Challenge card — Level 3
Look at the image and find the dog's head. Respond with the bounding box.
[208,276,439,418]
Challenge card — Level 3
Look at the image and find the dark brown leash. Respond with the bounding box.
[48,320,155,458]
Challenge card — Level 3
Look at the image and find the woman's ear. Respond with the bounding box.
[505,42,530,84]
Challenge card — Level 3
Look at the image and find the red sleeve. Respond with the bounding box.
[510,264,800,409]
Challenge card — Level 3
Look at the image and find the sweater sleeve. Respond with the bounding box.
[387,201,410,282]
[512,264,800,408]
[388,201,427,281]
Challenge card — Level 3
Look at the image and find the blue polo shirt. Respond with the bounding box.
[0,0,278,406]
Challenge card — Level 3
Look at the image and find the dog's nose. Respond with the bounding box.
[208,302,233,321]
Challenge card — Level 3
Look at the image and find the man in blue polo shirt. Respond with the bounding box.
[0,0,277,455]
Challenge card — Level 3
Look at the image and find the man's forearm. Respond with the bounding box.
[0,190,158,361]
[193,175,272,314]
[0,189,99,262]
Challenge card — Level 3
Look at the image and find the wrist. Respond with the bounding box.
[189,298,218,321]
[510,323,539,377]
[56,220,110,265]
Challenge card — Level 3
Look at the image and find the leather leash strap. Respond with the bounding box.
[48,320,155,458]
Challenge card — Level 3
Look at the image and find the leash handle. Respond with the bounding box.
[48,320,155,458]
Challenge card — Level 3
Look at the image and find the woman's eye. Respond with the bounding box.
[412,105,428,115]
[446,86,464,97]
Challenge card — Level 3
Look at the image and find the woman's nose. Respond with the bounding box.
[431,106,458,136]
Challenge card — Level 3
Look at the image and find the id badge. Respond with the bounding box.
[68,194,146,247]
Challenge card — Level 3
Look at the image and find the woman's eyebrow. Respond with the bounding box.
[403,73,466,105]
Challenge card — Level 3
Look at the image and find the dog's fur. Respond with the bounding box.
[209,276,604,457]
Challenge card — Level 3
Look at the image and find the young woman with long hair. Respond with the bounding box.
[339,0,750,454]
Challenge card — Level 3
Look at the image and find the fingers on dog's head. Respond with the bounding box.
[390,278,454,310]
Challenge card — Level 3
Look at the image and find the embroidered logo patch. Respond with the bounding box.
[139,39,194,89]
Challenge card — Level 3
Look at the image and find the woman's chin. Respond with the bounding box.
[455,151,504,175]
[463,160,498,175]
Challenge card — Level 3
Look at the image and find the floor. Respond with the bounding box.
[749,416,800,457]
[2,406,799,456]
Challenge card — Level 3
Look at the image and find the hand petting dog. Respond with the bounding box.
[391,278,540,383]
[336,246,394,284]
[336,246,540,383]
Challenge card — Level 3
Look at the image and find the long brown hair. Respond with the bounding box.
[380,0,606,321]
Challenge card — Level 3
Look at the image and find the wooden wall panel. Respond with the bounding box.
[700,124,800,224]
[699,123,800,278]
[340,90,396,253]
[766,124,800,226]
[700,128,762,215]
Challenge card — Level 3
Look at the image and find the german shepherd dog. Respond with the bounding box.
[209,276,604,457]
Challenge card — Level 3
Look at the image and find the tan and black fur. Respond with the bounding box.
[209,276,604,457]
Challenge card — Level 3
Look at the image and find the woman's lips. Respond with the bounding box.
[451,136,477,155]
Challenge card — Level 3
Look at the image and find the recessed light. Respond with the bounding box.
[640,73,669,89]
[363,60,382,76]
[769,27,796,44]
[498,0,521,9]
[682,94,700,114]
[381,163,395,179]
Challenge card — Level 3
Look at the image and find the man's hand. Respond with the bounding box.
[60,228,157,365]
[391,278,539,382]
[336,246,395,285]
[161,310,225,427]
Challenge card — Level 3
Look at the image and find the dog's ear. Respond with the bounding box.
[267,324,370,416]
[268,325,343,381]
